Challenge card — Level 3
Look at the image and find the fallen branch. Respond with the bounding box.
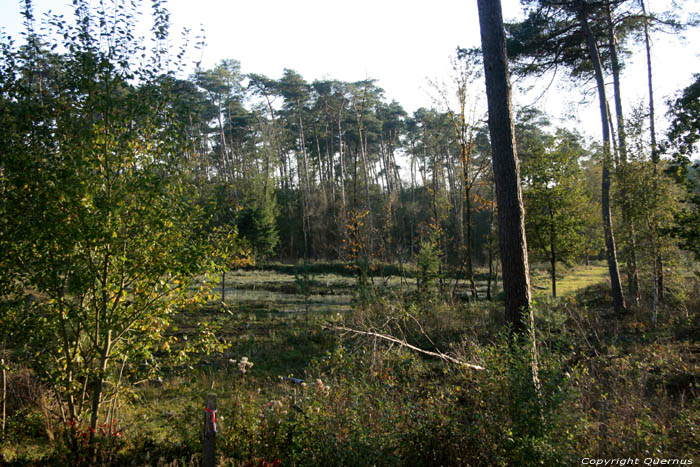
[326,325,485,370]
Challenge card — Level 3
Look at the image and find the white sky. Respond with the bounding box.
[1,0,698,140]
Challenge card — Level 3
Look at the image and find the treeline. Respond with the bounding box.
[1,0,697,290]
[179,59,499,267]
[171,56,696,302]
[177,64,573,256]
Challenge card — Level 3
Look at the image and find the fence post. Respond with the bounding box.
[203,393,217,467]
[1,358,6,439]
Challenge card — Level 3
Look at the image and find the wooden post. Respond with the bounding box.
[203,393,217,467]
[1,358,6,439]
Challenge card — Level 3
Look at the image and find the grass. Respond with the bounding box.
[2,262,698,465]
[532,262,609,298]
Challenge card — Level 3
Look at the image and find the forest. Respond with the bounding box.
[0,0,699,465]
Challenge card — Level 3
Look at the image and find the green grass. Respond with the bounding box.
[532,263,609,298]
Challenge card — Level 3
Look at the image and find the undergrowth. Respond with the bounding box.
[1,271,698,466]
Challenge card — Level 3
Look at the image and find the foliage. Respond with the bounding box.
[577,157,605,262]
[666,74,700,162]
[209,225,254,290]
[0,0,698,463]
[522,128,591,296]
[2,266,698,465]
[0,0,217,439]
[415,238,441,303]
[665,74,700,259]
[237,203,279,262]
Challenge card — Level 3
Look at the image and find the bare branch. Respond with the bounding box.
[325,325,485,370]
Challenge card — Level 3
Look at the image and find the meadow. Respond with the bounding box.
[2,262,698,466]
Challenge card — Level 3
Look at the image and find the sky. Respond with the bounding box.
[1,0,698,140]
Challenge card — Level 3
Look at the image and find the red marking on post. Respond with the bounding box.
[205,407,217,432]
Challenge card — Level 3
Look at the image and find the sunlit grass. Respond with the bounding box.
[532,263,609,298]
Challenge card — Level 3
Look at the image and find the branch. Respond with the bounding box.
[325,325,485,370]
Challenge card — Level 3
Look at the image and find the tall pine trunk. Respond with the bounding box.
[338,113,348,237]
[477,0,533,331]
[577,0,626,313]
[460,131,478,300]
[297,112,313,259]
[606,2,640,304]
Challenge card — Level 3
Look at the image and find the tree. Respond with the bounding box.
[0,0,217,448]
[666,74,700,260]
[237,203,279,262]
[522,129,590,298]
[476,0,533,331]
[619,105,679,325]
[278,69,314,258]
[638,0,663,301]
[506,0,628,312]
[195,59,246,182]
[347,79,384,257]
[575,0,627,312]
[604,0,641,303]
[203,182,257,301]
[432,54,489,300]
[578,157,606,265]
[210,226,254,303]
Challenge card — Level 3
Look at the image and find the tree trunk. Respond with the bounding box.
[495,256,500,298]
[486,182,496,301]
[359,128,373,254]
[1,353,5,439]
[460,129,478,300]
[486,252,493,301]
[550,226,557,299]
[607,101,620,167]
[605,3,628,164]
[640,0,664,302]
[465,184,478,300]
[657,257,664,301]
[294,109,314,259]
[89,330,111,458]
[477,0,533,331]
[216,101,228,181]
[226,104,238,181]
[606,2,640,304]
[338,110,347,216]
[58,312,78,424]
[650,222,659,327]
[221,270,226,303]
[577,1,626,313]
[640,0,657,164]
[313,123,327,203]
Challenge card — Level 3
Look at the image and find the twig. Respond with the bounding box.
[326,325,485,370]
